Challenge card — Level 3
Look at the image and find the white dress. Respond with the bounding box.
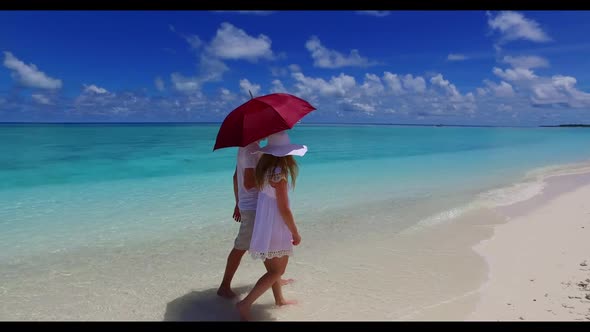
[249,167,294,260]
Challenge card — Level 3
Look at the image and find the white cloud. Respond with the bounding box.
[3,52,62,89]
[479,56,590,110]
[401,74,426,93]
[70,90,205,119]
[169,55,228,93]
[184,34,202,49]
[166,22,269,94]
[502,55,549,69]
[484,80,515,97]
[270,67,288,77]
[170,73,201,92]
[31,93,52,105]
[169,25,201,51]
[430,74,462,101]
[447,54,468,61]
[155,77,165,92]
[270,64,301,77]
[341,100,377,114]
[219,88,237,103]
[292,72,357,98]
[493,67,537,81]
[110,106,129,114]
[356,11,391,17]
[360,73,385,96]
[239,79,261,97]
[270,79,288,93]
[494,81,516,98]
[197,54,229,83]
[286,70,477,117]
[1,66,511,121]
[383,72,404,94]
[531,80,570,105]
[487,11,551,44]
[531,75,590,108]
[305,36,374,69]
[83,84,108,94]
[207,22,274,61]
[552,75,577,89]
[74,88,120,112]
[497,104,513,112]
[426,74,477,113]
[288,64,301,72]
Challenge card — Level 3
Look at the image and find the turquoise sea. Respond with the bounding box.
[1,123,590,261]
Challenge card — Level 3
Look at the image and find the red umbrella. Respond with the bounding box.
[213,93,316,151]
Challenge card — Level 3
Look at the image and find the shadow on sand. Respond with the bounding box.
[164,285,276,321]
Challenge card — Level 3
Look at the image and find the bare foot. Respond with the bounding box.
[276,299,298,307]
[236,300,252,321]
[217,286,237,299]
[280,278,295,286]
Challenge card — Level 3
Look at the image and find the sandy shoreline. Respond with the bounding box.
[467,173,590,321]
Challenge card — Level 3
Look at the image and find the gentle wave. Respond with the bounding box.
[405,159,590,232]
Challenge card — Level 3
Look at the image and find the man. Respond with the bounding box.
[217,139,292,299]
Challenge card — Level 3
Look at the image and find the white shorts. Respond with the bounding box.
[234,210,256,250]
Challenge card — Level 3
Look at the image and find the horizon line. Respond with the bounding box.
[0,121,556,128]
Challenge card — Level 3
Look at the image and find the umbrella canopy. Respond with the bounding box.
[213,93,315,151]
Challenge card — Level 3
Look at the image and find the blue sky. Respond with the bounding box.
[1,10,590,125]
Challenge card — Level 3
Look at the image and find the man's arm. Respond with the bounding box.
[243,150,259,190]
[233,168,239,205]
[232,168,241,222]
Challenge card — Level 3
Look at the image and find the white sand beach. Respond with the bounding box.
[468,177,590,321]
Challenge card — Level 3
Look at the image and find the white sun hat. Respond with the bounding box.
[252,130,307,157]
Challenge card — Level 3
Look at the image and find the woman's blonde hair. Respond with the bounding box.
[255,154,299,190]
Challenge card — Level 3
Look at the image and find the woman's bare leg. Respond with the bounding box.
[236,256,291,321]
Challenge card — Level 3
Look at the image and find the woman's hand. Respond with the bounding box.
[292,232,301,246]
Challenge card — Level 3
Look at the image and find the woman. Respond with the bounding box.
[236,130,307,321]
